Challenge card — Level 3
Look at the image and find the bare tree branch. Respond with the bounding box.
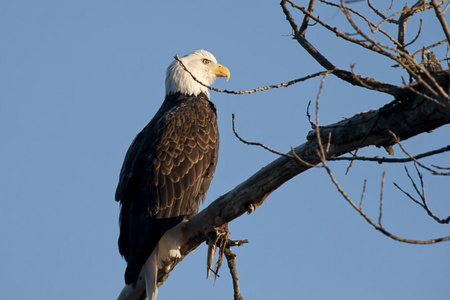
[224,240,247,300]
[337,2,450,100]
[299,0,316,36]
[392,134,450,175]
[309,78,450,245]
[321,0,402,46]
[394,165,450,224]
[378,170,386,228]
[231,113,294,159]
[329,144,450,163]
[318,147,450,245]
[282,0,450,103]
[281,0,404,96]
[367,0,396,24]
[431,0,450,44]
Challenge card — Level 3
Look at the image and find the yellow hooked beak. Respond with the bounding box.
[209,63,230,81]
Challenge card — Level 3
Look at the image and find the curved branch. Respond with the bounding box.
[431,0,450,44]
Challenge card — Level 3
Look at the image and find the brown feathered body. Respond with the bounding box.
[115,91,219,285]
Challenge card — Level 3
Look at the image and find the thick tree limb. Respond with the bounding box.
[118,70,450,300]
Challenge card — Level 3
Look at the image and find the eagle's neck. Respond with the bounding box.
[161,93,213,115]
[161,92,216,118]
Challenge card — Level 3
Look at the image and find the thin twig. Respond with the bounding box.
[359,179,367,209]
[344,148,358,175]
[378,170,386,228]
[174,55,330,95]
[232,112,318,168]
[431,164,450,170]
[394,165,450,224]
[404,19,423,48]
[389,131,450,175]
[290,146,318,167]
[443,0,450,13]
[329,145,450,164]
[367,0,395,23]
[231,114,293,158]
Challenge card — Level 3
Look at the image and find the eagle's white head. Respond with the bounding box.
[165,50,230,98]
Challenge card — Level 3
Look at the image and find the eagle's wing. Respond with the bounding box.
[116,95,219,285]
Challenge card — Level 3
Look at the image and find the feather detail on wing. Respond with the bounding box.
[116,93,219,285]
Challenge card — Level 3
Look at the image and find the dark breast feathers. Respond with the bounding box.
[115,92,219,285]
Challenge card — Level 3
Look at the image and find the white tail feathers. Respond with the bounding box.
[144,248,159,300]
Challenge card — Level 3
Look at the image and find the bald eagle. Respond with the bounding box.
[116,50,230,300]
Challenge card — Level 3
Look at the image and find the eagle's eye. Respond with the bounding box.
[202,59,210,65]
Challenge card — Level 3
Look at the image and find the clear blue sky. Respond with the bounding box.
[1,1,449,299]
